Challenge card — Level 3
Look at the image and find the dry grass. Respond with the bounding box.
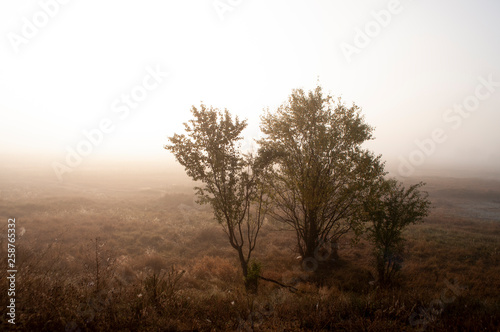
[0,176,499,331]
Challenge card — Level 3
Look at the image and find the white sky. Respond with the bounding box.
[1,0,499,179]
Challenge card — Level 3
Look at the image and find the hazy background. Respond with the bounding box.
[1,0,500,185]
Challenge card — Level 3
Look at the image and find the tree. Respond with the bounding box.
[258,86,385,268]
[165,104,268,292]
[364,179,431,286]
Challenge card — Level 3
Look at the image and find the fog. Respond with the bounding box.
[2,3,500,330]
[1,0,500,185]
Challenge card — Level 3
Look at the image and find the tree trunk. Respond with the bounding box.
[377,255,386,285]
[304,212,319,260]
[237,247,248,278]
[237,247,258,293]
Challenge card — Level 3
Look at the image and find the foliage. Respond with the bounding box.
[244,260,262,293]
[165,104,269,291]
[258,86,385,261]
[364,178,431,285]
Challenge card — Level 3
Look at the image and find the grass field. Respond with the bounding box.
[1,172,499,331]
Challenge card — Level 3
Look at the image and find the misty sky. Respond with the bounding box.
[1,0,499,180]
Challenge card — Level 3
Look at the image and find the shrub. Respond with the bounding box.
[191,256,239,284]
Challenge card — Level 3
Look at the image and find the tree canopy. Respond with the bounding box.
[364,178,431,284]
[258,86,386,261]
[165,104,268,291]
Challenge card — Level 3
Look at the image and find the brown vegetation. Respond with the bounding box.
[0,176,499,331]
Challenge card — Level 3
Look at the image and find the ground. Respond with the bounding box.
[0,171,499,331]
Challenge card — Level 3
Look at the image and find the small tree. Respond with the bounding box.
[364,179,431,286]
[258,86,385,268]
[165,104,268,292]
